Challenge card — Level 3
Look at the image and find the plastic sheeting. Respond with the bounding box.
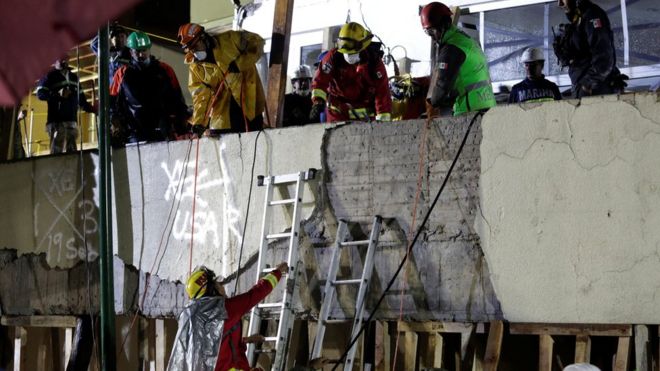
[167,296,228,371]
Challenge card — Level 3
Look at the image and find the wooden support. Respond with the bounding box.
[420,332,444,369]
[484,320,504,371]
[574,335,591,364]
[1,316,78,328]
[402,331,418,371]
[265,0,295,127]
[64,328,73,367]
[539,334,554,371]
[614,336,630,371]
[460,326,476,371]
[13,326,27,371]
[51,328,62,371]
[397,321,486,334]
[374,321,391,371]
[510,323,632,337]
[155,319,167,371]
[635,325,650,371]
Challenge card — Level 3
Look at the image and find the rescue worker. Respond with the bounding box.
[167,262,288,371]
[110,31,189,144]
[508,47,562,103]
[177,23,266,136]
[36,57,94,154]
[310,22,392,123]
[282,65,313,126]
[421,2,496,116]
[553,0,626,98]
[91,23,131,85]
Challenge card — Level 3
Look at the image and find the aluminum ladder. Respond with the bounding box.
[246,168,316,371]
[311,215,382,370]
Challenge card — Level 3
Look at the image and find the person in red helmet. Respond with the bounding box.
[421,2,496,116]
[310,22,392,123]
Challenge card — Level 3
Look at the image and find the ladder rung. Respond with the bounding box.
[269,198,296,206]
[266,232,292,239]
[324,319,351,324]
[258,302,284,309]
[256,349,276,354]
[264,336,279,342]
[333,279,362,286]
[340,240,370,247]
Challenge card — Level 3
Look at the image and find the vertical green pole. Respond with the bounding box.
[98,22,117,371]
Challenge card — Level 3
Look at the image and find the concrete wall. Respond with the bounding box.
[1,92,659,323]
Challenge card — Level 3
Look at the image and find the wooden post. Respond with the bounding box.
[574,335,591,364]
[375,321,391,371]
[51,328,62,371]
[402,331,418,371]
[614,336,630,371]
[13,326,27,371]
[155,319,168,371]
[64,328,73,367]
[484,321,504,371]
[420,332,444,369]
[539,334,553,371]
[265,0,295,127]
[460,326,476,371]
[635,325,650,371]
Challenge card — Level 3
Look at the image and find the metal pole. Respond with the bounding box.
[97,22,116,371]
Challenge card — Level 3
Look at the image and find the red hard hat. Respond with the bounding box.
[420,2,453,29]
[178,23,205,49]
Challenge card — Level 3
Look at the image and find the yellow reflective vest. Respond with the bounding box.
[186,30,266,130]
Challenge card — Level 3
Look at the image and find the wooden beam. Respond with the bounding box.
[420,332,443,369]
[538,334,553,371]
[375,321,391,371]
[613,336,630,371]
[484,320,504,371]
[13,326,27,371]
[397,321,486,334]
[1,316,78,328]
[460,326,476,371]
[265,0,295,127]
[635,325,650,371]
[574,335,591,364]
[403,331,418,371]
[64,328,73,367]
[155,319,167,371]
[510,323,632,337]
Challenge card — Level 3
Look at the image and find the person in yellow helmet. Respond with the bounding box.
[177,23,266,136]
[310,22,392,123]
[167,263,288,371]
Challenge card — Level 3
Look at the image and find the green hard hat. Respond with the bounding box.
[126,31,152,50]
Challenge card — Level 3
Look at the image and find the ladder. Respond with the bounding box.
[311,215,383,370]
[246,168,317,371]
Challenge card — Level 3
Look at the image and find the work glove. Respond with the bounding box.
[309,100,326,123]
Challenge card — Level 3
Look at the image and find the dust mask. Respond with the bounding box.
[194,51,207,61]
[343,53,360,65]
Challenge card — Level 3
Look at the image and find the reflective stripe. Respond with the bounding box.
[263,273,279,289]
[311,89,327,101]
[375,112,391,121]
[348,107,369,120]
[464,80,491,93]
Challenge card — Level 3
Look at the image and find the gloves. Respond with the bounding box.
[309,100,326,123]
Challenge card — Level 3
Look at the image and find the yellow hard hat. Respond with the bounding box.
[337,22,372,54]
[186,266,215,299]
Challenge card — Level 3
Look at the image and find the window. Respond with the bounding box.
[300,44,323,67]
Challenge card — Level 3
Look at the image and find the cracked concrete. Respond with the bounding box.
[478,92,660,323]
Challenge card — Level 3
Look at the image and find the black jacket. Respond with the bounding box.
[562,0,622,97]
[509,77,562,103]
[36,68,93,123]
[282,93,313,126]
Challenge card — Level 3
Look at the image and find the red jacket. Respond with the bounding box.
[214,270,282,371]
[311,48,391,122]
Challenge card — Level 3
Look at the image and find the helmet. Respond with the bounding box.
[337,22,372,54]
[563,364,601,371]
[186,266,216,299]
[293,65,312,80]
[126,31,152,50]
[521,47,545,63]
[314,50,329,67]
[420,2,453,30]
[178,23,205,49]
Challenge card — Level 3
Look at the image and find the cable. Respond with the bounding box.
[329,111,484,370]
[233,129,262,294]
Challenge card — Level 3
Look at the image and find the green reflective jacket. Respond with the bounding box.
[442,26,496,115]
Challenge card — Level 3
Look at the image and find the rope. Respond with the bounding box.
[329,111,484,371]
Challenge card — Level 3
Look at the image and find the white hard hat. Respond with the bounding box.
[563,364,601,371]
[293,65,312,80]
[521,47,545,63]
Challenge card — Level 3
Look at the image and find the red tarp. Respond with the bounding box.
[0,0,142,106]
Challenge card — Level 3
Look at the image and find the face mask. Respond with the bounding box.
[194,51,207,61]
[344,53,361,65]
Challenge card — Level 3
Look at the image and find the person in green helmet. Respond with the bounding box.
[421,2,496,116]
[110,31,189,144]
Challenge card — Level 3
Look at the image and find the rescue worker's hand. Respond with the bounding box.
[190,124,207,138]
[276,262,289,274]
[242,334,265,343]
[309,100,325,123]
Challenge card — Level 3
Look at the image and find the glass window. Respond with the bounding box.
[627,0,660,67]
[300,44,323,67]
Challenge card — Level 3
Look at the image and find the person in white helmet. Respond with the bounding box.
[282,64,314,126]
[563,363,601,371]
[508,47,562,103]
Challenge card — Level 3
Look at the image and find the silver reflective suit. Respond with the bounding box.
[167,296,228,371]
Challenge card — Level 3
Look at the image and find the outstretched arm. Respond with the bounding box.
[224,262,288,323]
